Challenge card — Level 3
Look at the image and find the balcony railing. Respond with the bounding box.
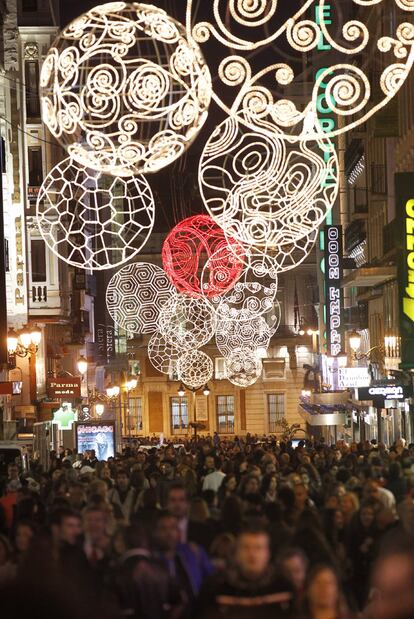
[32,285,47,303]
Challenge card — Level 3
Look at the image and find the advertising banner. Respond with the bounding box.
[75,421,115,460]
[396,172,414,368]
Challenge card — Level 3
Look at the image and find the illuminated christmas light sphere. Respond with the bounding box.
[40,2,212,177]
[225,347,263,388]
[106,262,174,334]
[187,0,414,140]
[211,280,278,322]
[215,315,271,357]
[199,113,338,251]
[148,330,181,374]
[177,349,214,389]
[162,214,245,298]
[158,294,216,348]
[37,157,154,270]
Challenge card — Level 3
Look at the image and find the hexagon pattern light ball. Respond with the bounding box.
[158,294,216,348]
[177,349,214,389]
[162,214,245,298]
[37,158,155,270]
[40,2,212,177]
[225,347,263,388]
[106,262,175,334]
[215,315,271,357]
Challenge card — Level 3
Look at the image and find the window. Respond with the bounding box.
[28,146,43,186]
[216,395,234,434]
[31,239,46,282]
[25,60,40,118]
[22,0,38,11]
[128,396,143,434]
[268,393,285,433]
[170,397,188,434]
[215,357,226,379]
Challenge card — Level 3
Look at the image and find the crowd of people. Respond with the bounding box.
[1,433,414,618]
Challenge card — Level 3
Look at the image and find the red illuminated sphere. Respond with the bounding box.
[162,214,244,298]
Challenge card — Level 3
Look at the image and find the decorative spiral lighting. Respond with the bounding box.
[162,214,245,298]
[40,2,212,176]
[177,349,214,389]
[199,113,338,251]
[187,0,414,140]
[106,262,175,334]
[36,157,154,270]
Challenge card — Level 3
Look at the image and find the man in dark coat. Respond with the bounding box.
[197,526,294,619]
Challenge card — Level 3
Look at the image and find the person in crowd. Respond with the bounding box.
[365,546,414,619]
[197,526,294,618]
[107,469,137,523]
[152,510,212,617]
[279,547,309,598]
[3,434,414,619]
[202,456,225,493]
[300,564,356,619]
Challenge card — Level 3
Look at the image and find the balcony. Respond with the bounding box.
[383,219,398,256]
[345,220,366,255]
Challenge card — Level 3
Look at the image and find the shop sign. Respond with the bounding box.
[338,367,370,389]
[52,403,76,430]
[357,384,413,402]
[47,377,81,398]
[324,225,344,357]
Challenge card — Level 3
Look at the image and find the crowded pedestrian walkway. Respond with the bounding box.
[1,434,414,618]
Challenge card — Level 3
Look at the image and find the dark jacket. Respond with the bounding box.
[196,565,294,619]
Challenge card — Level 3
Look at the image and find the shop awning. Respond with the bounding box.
[341,266,396,288]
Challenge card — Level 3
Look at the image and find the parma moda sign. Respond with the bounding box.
[397,173,414,368]
[324,225,344,357]
[47,377,81,399]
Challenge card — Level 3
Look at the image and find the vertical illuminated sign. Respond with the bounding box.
[324,225,344,356]
[396,172,414,368]
[314,4,339,355]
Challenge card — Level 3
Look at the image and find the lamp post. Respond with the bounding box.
[177,382,210,438]
[106,374,138,451]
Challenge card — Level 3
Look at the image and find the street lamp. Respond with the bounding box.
[178,383,186,397]
[7,325,42,367]
[77,355,88,376]
[95,403,105,416]
[349,331,362,353]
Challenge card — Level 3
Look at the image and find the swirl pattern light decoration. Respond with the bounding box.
[106,262,175,334]
[148,330,181,374]
[40,2,212,177]
[224,347,263,388]
[199,113,338,251]
[36,157,154,270]
[210,280,278,322]
[177,349,214,389]
[162,214,245,298]
[215,314,271,357]
[158,293,216,349]
[186,0,414,140]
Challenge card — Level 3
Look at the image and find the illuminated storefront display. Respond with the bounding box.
[396,172,414,368]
